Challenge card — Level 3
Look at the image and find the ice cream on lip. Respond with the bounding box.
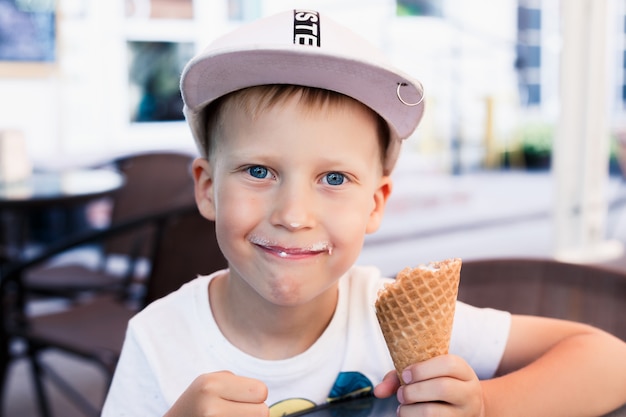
[248,234,334,257]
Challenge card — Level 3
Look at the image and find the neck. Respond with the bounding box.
[209,272,339,360]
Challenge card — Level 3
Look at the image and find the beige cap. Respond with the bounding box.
[180,9,425,174]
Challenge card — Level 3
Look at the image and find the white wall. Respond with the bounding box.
[0,77,61,166]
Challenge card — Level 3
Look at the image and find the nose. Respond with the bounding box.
[270,178,316,231]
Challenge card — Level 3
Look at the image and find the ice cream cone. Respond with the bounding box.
[375,258,462,380]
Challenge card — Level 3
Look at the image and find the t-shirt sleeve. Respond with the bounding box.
[449,301,511,380]
[101,324,169,417]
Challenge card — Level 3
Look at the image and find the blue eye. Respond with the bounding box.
[248,165,269,178]
[325,172,344,185]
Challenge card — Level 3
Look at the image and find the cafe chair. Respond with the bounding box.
[1,204,227,417]
[22,151,196,303]
[458,257,626,341]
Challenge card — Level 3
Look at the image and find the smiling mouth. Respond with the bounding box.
[249,236,334,258]
[271,246,333,258]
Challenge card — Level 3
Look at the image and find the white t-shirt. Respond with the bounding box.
[101,265,511,417]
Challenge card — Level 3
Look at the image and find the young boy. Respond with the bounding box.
[102,9,626,417]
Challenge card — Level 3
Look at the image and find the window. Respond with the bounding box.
[527,84,541,105]
[517,7,541,30]
[0,0,56,63]
[524,45,541,67]
[623,15,626,105]
[127,41,195,123]
[516,3,542,106]
[228,0,261,21]
[396,0,443,17]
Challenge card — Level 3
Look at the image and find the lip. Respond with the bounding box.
[263,245,323,259]
[249,235,333,260]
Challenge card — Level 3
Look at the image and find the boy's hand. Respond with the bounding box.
[374,355,485,417]
[165,371,269,417]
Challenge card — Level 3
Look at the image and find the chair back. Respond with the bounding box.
[458,258,626,340]
[141,206,228,307]
[104,151,196,259]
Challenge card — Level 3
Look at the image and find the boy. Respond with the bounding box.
[102,9,626,417]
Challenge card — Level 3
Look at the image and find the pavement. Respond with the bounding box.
[5,164,626,416]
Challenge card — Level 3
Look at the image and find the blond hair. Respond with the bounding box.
[202,85,389,166]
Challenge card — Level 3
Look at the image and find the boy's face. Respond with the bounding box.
[193,93,391,308]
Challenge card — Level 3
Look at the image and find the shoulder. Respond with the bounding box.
[452,302,512,336]
[341,265,391,322]
[129,269,225,331]
[344,265,392,295]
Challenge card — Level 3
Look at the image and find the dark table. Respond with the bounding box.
[0,169,124,207]
[297,395,626,417]
[0,168,125,262]
[296,396,397,417]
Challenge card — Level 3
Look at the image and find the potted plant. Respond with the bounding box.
[518,122,553,170]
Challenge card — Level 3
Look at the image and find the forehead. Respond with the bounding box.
[206,85,388,159]
[217,87,380,148]
[214,89,384,176]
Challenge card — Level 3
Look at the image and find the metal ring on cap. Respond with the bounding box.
[396,82,425,107]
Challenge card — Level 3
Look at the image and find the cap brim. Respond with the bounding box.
[182,47,424,140]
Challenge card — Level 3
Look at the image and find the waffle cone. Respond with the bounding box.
[375,258,462,379]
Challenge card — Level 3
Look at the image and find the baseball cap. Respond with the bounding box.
[180,9,425,174]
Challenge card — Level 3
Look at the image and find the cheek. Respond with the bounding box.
[325,199,372,250]
[214,180,255,216]
[213,186,264,242]
[335,219,368,248]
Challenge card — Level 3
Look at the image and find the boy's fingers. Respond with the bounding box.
[402,355,472,384]
[221,372,269,403]
[222,401,270,417]
[399,376,462,404]
[397,402,455,417]
[195,371,269,403]
[374,370,400,398]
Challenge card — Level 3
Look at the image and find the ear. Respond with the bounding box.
[192,157,216,221]
[365,175,392,234]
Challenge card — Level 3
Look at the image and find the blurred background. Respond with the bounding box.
[0,0,624,170]
[3,1,626,415]
[2,0,625,264]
